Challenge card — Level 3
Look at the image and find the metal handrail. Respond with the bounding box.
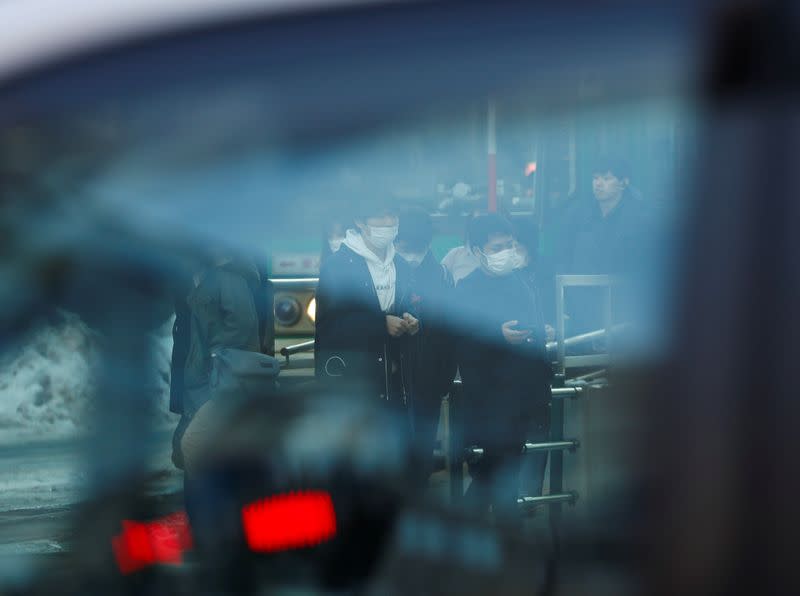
[465,439,578,461]
[518,492,578,510]
[545,323,631,354]
[551,386,584,399]
[279,340,315,362]
[524,439,579,453]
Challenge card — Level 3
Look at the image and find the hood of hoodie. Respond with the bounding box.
[217,257,261,286]
[343,229,395,267]
[343,229,396,312]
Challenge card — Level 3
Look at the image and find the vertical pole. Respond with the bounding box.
[449,381,464,505]
[549,375,565,557]
[487,99,497,212]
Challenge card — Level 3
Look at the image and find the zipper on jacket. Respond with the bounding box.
[383,343,390,401]
[400,352,408,406]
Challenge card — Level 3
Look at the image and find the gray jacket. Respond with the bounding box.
[183,259,260,413]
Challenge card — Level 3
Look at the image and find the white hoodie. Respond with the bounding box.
[343,229,396,313]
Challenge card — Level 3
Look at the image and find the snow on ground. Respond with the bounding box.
[0,311,176,442]
[0,312,180,519]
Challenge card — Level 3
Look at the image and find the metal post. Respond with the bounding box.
[549,375,566,554]
[449,380,464,505]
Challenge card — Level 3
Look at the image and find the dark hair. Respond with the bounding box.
[469,213,513,250]
[512,216,539,252]
[396,205,433,251]
[464,212,486,248]
[592,154,632,181]
[352,197,398,223]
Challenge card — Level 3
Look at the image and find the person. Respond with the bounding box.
[178,250,261,470]
[454,214,552,519]
[395,205,457,488]
[321,215,351,262]
[441,213,482,285]
[554,155,651,338]
[314,200,419,418]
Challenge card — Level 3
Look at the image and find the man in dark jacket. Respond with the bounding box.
[178,251,261,470]
[395,206,457,487]
[314,201,419,420]
[557,155,650,337]
[454,214,552,519]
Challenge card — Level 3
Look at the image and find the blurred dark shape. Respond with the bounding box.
[650,2,800,595]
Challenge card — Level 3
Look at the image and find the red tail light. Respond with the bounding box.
[242,490,337,553]
[112,512,193,575]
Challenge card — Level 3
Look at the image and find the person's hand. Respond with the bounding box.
[403,313,420,336]
[502,320,531,345]
[545,324,556,342]
[386,315,409,337]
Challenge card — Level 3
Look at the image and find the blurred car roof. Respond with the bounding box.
[0,0,385,82]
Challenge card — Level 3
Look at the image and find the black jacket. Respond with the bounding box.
[314,245,413,404]
[454,267,552,450]
[183,259,261,413]
[559,191,650,275]
[556,192,651,335]
[403,252,457,411]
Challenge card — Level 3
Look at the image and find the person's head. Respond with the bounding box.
[464,211,485,250]
[395,206,433,266]
[353,199,399,252]
[591,155,631,204]
[470,214,516,276]
[324,217,350,255]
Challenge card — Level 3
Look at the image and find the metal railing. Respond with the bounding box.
[279,340,315,365]
[448,375,588,523]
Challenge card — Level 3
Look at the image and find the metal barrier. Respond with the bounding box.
[448,375,586,522]
[466,439,579,461]
[279,340,315,365]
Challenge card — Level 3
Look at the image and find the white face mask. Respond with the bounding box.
[480,248,516,276]
[328,237,344,253]
[397,249,426,267]
[366,225,398,250]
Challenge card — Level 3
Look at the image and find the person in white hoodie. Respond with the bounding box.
[314,200,420,414]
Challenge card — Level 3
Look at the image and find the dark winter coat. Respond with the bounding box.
[557,192,651,335]
[314,244,413,405]
[403,252,457,420]
[454,267,552,451]
[559,191,650,275]
[183,259,261,414]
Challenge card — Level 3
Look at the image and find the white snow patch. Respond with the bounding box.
[0,311,176,442]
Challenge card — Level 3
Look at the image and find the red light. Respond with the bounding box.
[525,161,537,176]
[242,491,337,553]
[112,512,193,575]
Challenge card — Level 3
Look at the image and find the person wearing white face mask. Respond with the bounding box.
[314,200,419,419]
[453,214,553,519]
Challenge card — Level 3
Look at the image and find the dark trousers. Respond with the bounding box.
[464,448,523,521]
[410,395,442,489]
